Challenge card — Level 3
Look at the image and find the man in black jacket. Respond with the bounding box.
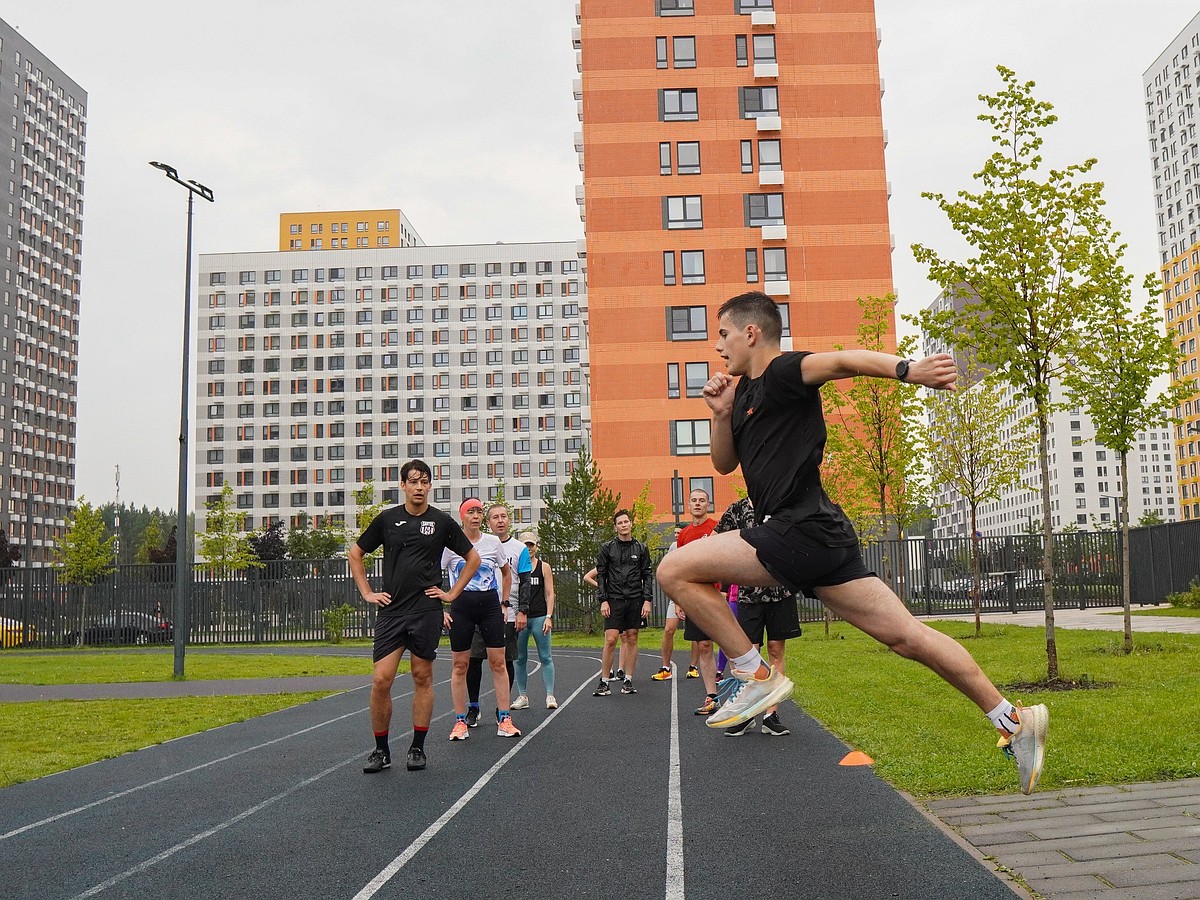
[594,509,652,696]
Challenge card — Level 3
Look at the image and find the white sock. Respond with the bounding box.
[985,699,1021,735]
[730,647,766,676]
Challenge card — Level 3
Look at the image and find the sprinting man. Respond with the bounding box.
[351,459,480,774]
[655,291,1048,794]
[715,495,801,737]
[593,510,652,697]
[514,529,558,709]
[436,498,521,740]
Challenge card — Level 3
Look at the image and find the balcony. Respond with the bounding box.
[572,27,581,49]
[574,131,584,152]
[758,170,784,186]
[576,238,586,258]
[751,10,776,26]
[760,224,787,241]
[575,185,585,205]
[764,280,790,297]
[754,62,779,79]
[756,115,782,132]
[573,78,582,100]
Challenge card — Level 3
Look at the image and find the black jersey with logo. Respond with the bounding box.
[356,505,474,615]
[731,351,857,547]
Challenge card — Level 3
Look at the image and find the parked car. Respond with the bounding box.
[66,612,173,646]
[0,617,36,647]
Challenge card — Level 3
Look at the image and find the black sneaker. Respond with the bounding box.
[725,718,757,737]
[616,669,625,682]
[607,669,615,680]
[406,747,427,771]
[465,707,480,728]
[362,748,391,774]
[761,713,790,736]
[593,679,611,697]
[621,679,637,694]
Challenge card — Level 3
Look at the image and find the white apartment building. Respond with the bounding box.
[195,238,588,533]
[0,20,86,564]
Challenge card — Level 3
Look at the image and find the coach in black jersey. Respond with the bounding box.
[350,459,480,774]
[656,291,1049,795]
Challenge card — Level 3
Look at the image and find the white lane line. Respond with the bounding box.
[665,662,685,900]
[351,669,599,900]
[1,673,448,843]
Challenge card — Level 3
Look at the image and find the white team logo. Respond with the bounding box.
[421,521,435,535]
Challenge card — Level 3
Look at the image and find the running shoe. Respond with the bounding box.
[651,666,672,681]
[616,668,625,682]
[449,720,471,741]
[511,695,530,710]
[406,747,426,771]
[761,712,790,736]
[621,678,637,694]
[998,704,1049,795]
[497,717,522,738]
[725,717,756,736]
[715,675,740,705]
[593,679,611,697]
[362,748,391,774]
[546,694,558,709]
[694,695,718,716]
[465,707,480,728]
[686,666,700,679]
[705,665,794,729]
[608,669,615,680]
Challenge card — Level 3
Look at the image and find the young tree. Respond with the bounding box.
[630,480,665,554]
[287,512,346,561]
[1065,288,1192,654]
[135,514,164,565]
[0,529,19,567]
[248,520,288,565]
[55,499,116,646]
[926,366,1037,635]
[913,66,1125,680]
[820,295,927,542]
[348,480,386,564]
[148,524,177,565]
[198,483,260,577]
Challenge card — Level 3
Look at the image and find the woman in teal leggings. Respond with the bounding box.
[512,531,558,710]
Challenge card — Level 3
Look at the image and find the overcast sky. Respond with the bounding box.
[2,1,1193,511]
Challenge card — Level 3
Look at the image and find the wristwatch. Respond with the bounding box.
[895,359,912,382]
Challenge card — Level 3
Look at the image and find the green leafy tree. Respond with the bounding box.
[148,524,177,565]
[287,512,346,561]
[249,520,288,566]
[926,365,1037,635]
[630,480,665,554]
[539,447,620,624]
[1064,290,1192,654]
[1138,510,1166,527]
[912,66,1124,680]
[0,529,19,567]
[198,483,260,576]
[135,514,164,565]
[55,499,116,646]
[348,480,387,564]
[820,294,927,543]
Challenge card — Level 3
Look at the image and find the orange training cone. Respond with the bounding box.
[839,750,874,766]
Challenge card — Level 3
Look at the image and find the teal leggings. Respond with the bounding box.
[515,617,556,696]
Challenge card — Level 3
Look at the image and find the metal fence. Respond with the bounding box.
[1,523,1193,649]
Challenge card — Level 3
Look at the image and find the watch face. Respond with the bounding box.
[896,360,909,381]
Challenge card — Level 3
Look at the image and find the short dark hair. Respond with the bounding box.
[689,487,709,501]
[613,509,632,524]
[400,459,432,483]
[717,291,783,344]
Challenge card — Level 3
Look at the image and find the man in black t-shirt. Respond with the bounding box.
[350,459,480,774]
[656,291,1049,795]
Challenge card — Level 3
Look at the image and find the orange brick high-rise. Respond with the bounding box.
[577,0,895,521]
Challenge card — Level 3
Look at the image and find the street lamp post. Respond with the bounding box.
[150,161,214,678]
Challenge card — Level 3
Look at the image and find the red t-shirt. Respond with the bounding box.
[677,518,717,547]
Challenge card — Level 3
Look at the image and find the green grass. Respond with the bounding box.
[789,621,1200,798]
[0,693,331,787]
[0,650,382,685]
[1115,605,1200,618]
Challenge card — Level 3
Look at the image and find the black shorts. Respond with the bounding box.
[603,599,643,633]
[449,589,505,653]
[737,598,802,645]
[683,616,711,642]
[739,523,873,596]
[373,609,442,662]
[471,620,518,661]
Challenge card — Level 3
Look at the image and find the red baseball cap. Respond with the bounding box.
[459,498,484,517]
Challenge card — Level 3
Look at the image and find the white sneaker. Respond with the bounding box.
[998,704,1049,794]
[546,694,558,709]
[705,665,794,729]
[510,695,530,710]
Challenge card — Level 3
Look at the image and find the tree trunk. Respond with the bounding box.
[1120,450,1133,655]
[970,505,981,637]
[1037,406,1059,680]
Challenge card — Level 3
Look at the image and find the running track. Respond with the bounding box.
[0,649,1020,899]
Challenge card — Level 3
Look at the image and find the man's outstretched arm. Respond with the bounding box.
[800,350,957,390]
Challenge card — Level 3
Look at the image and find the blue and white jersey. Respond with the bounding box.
[499,536,533,623]
[441,533,508,593]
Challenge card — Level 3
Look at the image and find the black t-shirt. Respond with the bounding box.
[356,504,474,616]
[731,350,857,547]
[526,559,548,618]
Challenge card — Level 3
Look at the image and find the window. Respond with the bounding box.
[209,272,227,286]
[511,262,528,276]
[743,139,781,172]
[433,264,449,278]
[406,265,423,278]
[663,251,677,286]
[764,247,788,282]
[739,87,779,119]
[737,0,773,10]
[662,141,701,175]
[745,192,785,226]
[659,89,699,122]
[668,306,707,341]
[736,35,748,67]
[685,362,709,397]
[667,363,681,399]
[745,248,759,283]
[656,0,694,14]
[671,419,711,455]
[656,37,669,69]
[753,34,776,64]
[664,195,703,229]
[239,271,256,285]
[681,250,705,284]
[673,36,696,68]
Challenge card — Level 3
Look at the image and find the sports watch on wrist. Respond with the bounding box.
[895,359,913,382]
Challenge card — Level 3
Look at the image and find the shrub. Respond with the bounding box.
[321,603,356,643]
[1166,580,1200,610]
